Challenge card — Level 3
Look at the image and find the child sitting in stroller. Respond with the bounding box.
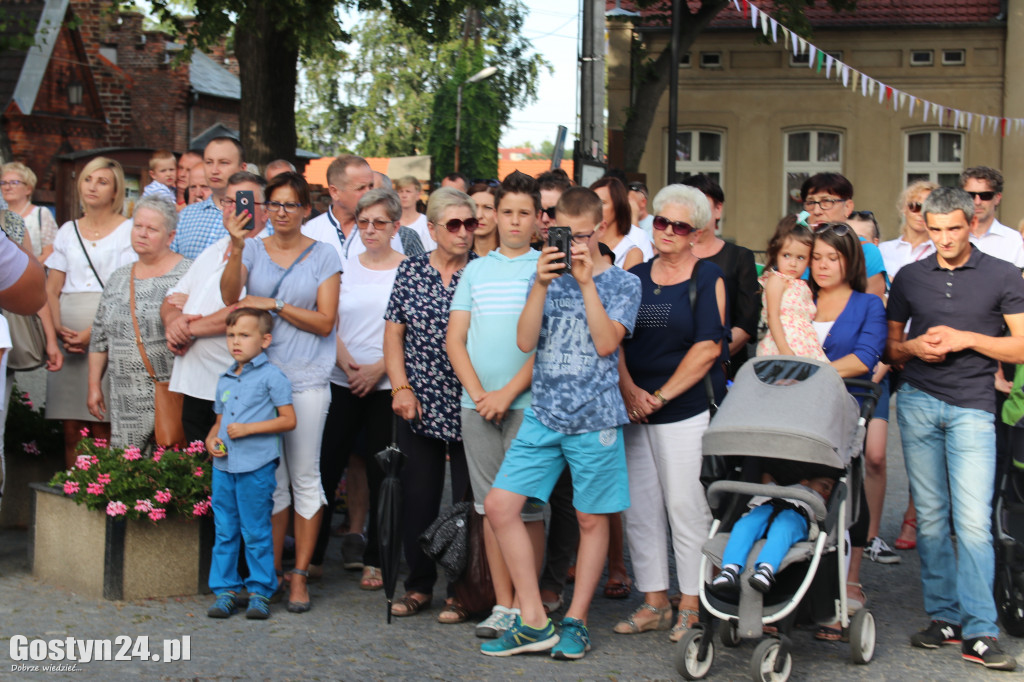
[710,475,836,596]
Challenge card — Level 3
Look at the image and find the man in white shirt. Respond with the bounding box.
[161,172,269,444]
[628,181,654,237]
[960,166,1024,269]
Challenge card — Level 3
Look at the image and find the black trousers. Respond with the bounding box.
[539,468,578,595]
[312,384,390,567]
[182,395,216,448]
[397,419,469,596]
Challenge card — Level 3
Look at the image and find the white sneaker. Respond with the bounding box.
[475,605,518,639]
[865,536,901,564]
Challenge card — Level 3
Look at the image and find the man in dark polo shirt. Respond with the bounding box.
[887,186,1024,671]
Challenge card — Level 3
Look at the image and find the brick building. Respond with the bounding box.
[0,0,240,208]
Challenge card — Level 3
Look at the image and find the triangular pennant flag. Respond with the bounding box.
[923,101,931,121]
[841,64,849,87]
[760,10,769,36]
[1002,118,1007,137]
[792,33,800,57]
[782,27,790,50]
[868,79,875,98]
[852,70,860,92]
[750,3,759,28]
[909,97,916,117]
[742,0,749,18]
[770,18,778,43]
[876,81,883,103]
[825,54,834,79]
[892,90,900,111]
[938,107,944,126]
[885,86,892,101]
[808,44,817,68]
[816,49,824,73]
[860,73,868,96]
[899,92,907,110]
[798,37,807,55]
[954,110,961,128]
[967,112,973,130]
[732,0,740,12]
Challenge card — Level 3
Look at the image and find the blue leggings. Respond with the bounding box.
[722,504,808,572]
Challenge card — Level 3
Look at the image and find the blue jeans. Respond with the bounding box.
[722,504,808,572]
[210,460,279,599]
[897,384,997,638]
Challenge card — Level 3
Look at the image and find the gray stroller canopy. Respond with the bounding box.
[702,357,860,470]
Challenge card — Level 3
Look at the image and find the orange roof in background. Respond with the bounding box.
[498,159,573,182]
[304,156,573,187]
[304,157,390,187]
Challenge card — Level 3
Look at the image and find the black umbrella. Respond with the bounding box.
[376,419,405,624]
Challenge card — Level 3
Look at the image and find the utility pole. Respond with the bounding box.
[576,0,606,185]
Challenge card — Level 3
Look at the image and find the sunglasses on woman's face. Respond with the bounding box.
[813,222,852,237]
[907,202,923,214]
[652,215,696,236]
[438,217,479,233]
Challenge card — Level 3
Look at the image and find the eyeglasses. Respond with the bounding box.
[849,210,875,220]
[571,231,595,244]
[220,197,265,208]
[813,222,852,237]
[542,206,557,220]
[803,197,844,211]
[906,202,923,214]
[627,182,647,195]
[966,190,997,201]
[356,217,394,230]
[0,180,24,188]
[436,217,479,233]
[266,201,303,214]
[652,215,696,236]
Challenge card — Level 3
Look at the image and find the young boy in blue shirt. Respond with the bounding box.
[205,308,296,620]
[481,187,642,660]
[448,171,542,638]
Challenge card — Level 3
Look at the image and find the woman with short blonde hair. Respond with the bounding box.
[1,161,58,262]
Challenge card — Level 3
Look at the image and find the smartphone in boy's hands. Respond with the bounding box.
[236,190,255,228]
[546,226,572,274]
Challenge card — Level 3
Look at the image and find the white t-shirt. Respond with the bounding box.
[166,234,261,400]
[0,315,11,409]
[627,223,655,261]
[303,208,406,266]
[405,213,435,252]
[47,219,136,292]
[331,256,397,391]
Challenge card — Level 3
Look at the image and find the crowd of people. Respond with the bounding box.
[2,139,1024,670]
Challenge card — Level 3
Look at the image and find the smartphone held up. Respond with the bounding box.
[547,225,572,275]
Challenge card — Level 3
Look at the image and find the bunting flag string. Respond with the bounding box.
[726,0,1024,136]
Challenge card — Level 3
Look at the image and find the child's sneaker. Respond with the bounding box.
[207,592,240,618]
[245,594,271,620]
[865,536,901,564]
[475,605,518,639]
[962,636,1017,670]
[710,565,741,598]
[551,617,592,660]
[480,616,558,656]
[748,564,775,594]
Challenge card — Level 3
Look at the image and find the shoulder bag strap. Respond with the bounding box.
[268,241,317,300]
[73,220,105,289]
[689,259,718,415]
[129,264,157,382]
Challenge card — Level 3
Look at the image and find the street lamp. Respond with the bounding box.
[454,66,498,173]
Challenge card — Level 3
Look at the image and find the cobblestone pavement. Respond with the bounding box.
[2,403,1022,681]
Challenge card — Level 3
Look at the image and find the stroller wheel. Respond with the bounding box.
[849,609,875,664]
[749,638,792,682]
[995,569,1024,637]
[674,628,715,680]
[718,620,741,648]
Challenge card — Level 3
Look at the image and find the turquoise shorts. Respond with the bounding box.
[492,409,629,514]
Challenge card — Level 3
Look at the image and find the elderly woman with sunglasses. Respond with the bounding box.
[220,171,341,613]
[384,187,477,621]
[616,184,727,640]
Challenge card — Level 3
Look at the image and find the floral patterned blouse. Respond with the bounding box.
[385,252,476,441]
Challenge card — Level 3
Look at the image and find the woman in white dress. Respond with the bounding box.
[45,157,136,466]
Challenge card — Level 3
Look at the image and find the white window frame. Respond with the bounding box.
[942,49,965,66]
[904,130,964,186]
[782,129,843,214]
[668,129,724,186]
[700,52,722,69]
[910,49,934,66]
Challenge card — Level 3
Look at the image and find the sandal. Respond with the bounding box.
[613,602,673,634]
[894,518,917,550]
[286,569,312,613]
[847,582,867,613]
[542,593,563,615]
[391,592,432,617]
[815,624,843,641]
[437,598,469,624]
[360,566,383,591]
[669,608,700,642]
[603,578,633,599]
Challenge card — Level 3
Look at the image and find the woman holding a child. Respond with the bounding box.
[616,184,727,640]
[220,172,341,613]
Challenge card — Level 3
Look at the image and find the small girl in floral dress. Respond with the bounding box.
[757,215,826,361]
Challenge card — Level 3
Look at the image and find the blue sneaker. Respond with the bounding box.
[480,616,558,656]
[551,617,591,660]
[207,592,239,619]
[246,594,272,620]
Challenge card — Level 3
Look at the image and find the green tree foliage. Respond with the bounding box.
[328,3,548,182]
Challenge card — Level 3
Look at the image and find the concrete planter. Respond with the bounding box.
[30,483,213,600]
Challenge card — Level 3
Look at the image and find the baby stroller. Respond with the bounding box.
[675,357,880,682]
